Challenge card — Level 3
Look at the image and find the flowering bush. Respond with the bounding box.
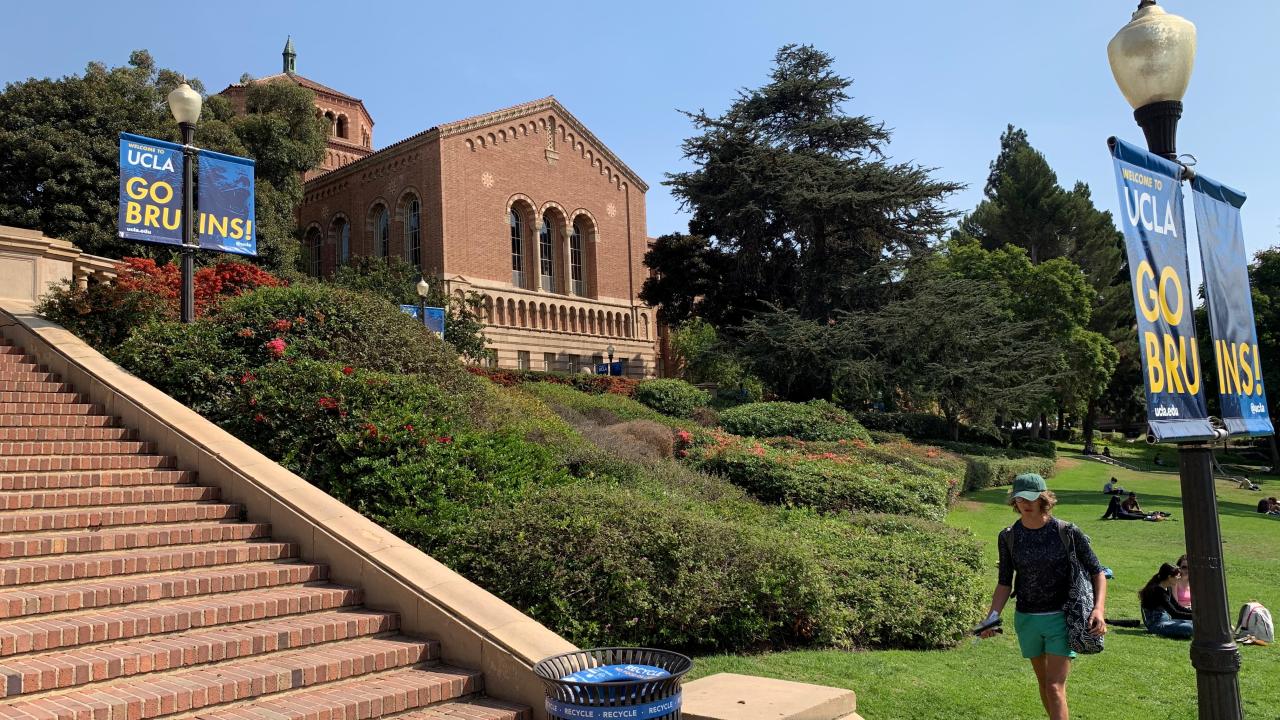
[115,257,285,318]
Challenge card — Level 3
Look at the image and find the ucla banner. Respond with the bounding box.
[118,133,184,245]
[1191,175,1274,437]
[1109,137,1214,442]
[198,149,256,256]
[399,305,446,339]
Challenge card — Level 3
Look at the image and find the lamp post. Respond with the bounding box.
[606,344,615,376]
[1109,5,1243,719]
[166,81,202,324]
[416,277,430,329]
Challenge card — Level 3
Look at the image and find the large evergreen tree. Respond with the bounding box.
[0,51,325,273]
[646,45,961,327]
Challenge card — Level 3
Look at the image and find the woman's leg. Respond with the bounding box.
[1151,618,1195,639]
[1029,656,1050,714]
[1043,654,1071,720]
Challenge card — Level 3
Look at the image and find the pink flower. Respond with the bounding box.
[264,338,287,358]
[253,413,267,423]
[403,424,414,432]
[237,327,255,338]
[240,372,256,385]
[317,397,339,411]
[437,436,453,444]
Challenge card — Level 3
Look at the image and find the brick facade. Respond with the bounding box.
[295,95,660,376]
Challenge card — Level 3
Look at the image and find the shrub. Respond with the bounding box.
[854,411,952,441]
[113,257,285,318]
[720,400,872,443]
[112,320,248,417]
[467,366,638,396]
[37,279,171,349]
[521,382,686,428]
[690,434,952,520]
[633,379,710,418]
[688,406,720,427]
[1012,436,1058,459]
[962,455,1057,492]
[433,473,984,652]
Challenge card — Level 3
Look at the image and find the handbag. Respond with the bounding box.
[1059,520,1105,654]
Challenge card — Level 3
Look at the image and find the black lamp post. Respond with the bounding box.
[166,81,202,324]
[416,276,430,329]
[1109,4,1243,719]
[606,344,615,376]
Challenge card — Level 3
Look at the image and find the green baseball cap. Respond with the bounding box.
[1010,473,1048,502]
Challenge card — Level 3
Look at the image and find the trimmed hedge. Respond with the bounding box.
[1012,436,1058,459]
[720,401,872,443]
[432,473,984,652]
[690,435,953,520]
[466,366,638,396]
[962,455,1057,492]
[520,382,687,428]
[633,379,711,418]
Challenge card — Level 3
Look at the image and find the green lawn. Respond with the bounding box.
[691,445,1280,719]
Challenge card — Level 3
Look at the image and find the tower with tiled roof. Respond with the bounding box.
[219,38,374,180]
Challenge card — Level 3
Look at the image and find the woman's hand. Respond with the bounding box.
[1088,607,1108,637]
[979,627,1001,639]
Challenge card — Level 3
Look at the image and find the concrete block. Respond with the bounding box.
[682,673,858,720]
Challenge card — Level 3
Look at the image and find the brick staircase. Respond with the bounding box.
[0,337,529,720]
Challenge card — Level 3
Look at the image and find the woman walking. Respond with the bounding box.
[979,473,1108,720]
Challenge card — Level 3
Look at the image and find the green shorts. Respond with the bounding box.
[1014,611,1076,659]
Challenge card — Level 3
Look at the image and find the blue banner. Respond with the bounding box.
[118,132,184,245]
[594,362,624,377]
[1191,174,1274,437]
[198,148,256,256]
[399,305,446,338]
[1109,137,1214,442]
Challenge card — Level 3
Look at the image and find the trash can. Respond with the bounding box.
[534,648,692,720]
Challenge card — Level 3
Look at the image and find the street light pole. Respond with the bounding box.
[416,277,430,329]
[166,81,202,324]
[1109,4,1243,718]
[606,344,615,376]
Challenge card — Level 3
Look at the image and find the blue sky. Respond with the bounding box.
[4,0,1278,275]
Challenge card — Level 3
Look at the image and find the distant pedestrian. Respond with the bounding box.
[978,474,1108,720]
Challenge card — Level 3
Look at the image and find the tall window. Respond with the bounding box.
[305,229,322,277]
[510,209,525,287]
[570,221,586,296]
[405,198,421,269]
[539,213,555,291]
[376,207,390,258]
[516,350,531,371]
[336,218,350,267]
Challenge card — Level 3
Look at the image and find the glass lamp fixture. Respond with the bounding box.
[1107,0,1196,159]
[416,277,430,298]
[166,81,203,128]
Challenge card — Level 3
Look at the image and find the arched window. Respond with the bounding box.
[405,198,421,268]
[510,209,525,287]
[539,213,556,292]
[570,220,586,296]
[375,207,390,258]
[336,115,348,139]
[335,218,350,267]
[304,228,322,278]
[324,111,336,136]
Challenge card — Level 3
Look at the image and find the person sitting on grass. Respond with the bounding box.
[1121,492,1172,519]
[1172,554,1192,608]
[1103,446,1112,458]
[1101,494,1145,520]
[1103,477,1126,495]
[1139,563,1194,639]
[1259,497,1280,516]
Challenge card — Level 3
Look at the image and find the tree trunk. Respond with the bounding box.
[1270,435,1280,473]
[1057,406,1065,433]
[1039,413,1050,440]
[1083,400,1098,454]
[1029,415,1041,440]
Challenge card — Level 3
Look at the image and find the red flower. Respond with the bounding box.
[342,366,354,376]
[248,398,257,407]
[403,424,414,431]
[240,372,256,385]
[317,397,339,411]
[237,327,255,338]
[253,413,267,423]
[273,319,293,332]
[264,338,287,358]
[363,423,379,438]
[437,436,453,444]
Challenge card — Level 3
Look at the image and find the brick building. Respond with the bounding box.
[220,38,375,181]
[269,44,658,376]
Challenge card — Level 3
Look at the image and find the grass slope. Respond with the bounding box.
[692,444,1280,720]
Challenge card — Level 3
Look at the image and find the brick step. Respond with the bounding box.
[0,636,437,720]
[0,343,24,354]
[0,520,270,559]
[392,699,530,720]
[0,501,241,533]
[0,402,101,415]
[0,413,115,427]
[178,664,484,720]
[0,361,40,373]
[0,468,194,490]
[0,371,56,382]
[0,440,152,456]
[0,607,399,699]
[0,426,132,441]
[0,483,216,510]
[0,583,362,657]
[0,453,175,472]
[0,380,73,393]
[0,560,328,620]
[0,540,295,586]
[0,391,81,403]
